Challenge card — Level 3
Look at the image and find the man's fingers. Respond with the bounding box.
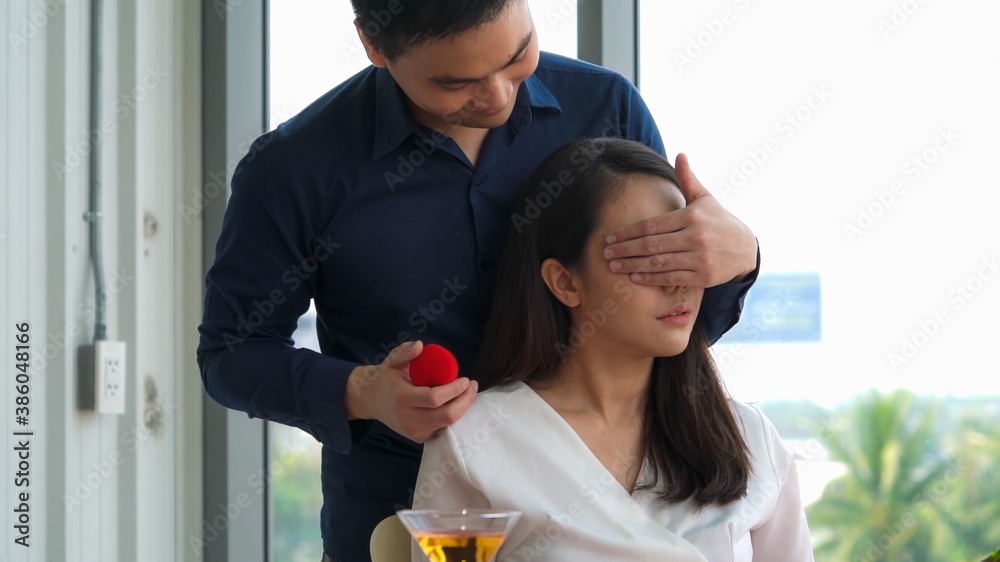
[385,340,423,368]
[609,249,713,287]
[607,252,701,276]
[431,380,478,426]
[628,270,705,288]
[411,377,472,408]
[604,230,692,261]
[400,380,479,443]
[604,211,687,247]
[674,153,710,204]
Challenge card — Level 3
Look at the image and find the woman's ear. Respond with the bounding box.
[354,20,389,67]
[540,258,582,308]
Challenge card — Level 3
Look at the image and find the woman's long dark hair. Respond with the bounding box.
[474,137,751,506]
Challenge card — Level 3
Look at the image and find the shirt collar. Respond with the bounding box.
[522,73,562,115]
[372,67,421,162]
[371,67,563,161]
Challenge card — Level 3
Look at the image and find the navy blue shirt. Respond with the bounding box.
[197,53,757,561]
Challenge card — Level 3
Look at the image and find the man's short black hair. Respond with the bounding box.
[351,0,516,61]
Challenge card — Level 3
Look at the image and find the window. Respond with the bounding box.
[639,2,1000,559]
[267,2,577,559]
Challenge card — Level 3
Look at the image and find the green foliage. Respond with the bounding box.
[756,398,829,440]
[802,390,1000,562]
[939,413,1000,561]
[271,426,324,562]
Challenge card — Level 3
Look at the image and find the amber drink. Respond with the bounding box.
[398,509,521,562]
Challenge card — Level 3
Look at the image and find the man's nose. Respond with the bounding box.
[476,75,512,108]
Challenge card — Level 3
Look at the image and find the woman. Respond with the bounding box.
[412,138,813,561]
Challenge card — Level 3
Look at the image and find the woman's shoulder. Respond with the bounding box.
[729,400,770,432]
[728,399,795,482]
[472,380,530,406]
[448,381,531,436]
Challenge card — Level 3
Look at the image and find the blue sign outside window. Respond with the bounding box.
[718,272,821,344]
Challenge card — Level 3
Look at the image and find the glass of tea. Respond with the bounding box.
[397,508,522,562]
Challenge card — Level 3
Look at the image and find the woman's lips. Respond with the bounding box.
[657,303,693,325]
[658,311,691,326]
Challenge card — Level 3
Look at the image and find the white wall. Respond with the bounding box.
[1,0,203,560]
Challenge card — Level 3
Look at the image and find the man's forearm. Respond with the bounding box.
[197,336,360,453]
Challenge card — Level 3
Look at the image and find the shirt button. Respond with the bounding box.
[474,175,488,186]
[479,261,491,271]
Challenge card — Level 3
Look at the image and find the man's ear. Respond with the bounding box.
[540,258,582,308]
[354,19,389,67]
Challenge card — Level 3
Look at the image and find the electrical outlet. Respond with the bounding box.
[95,340,126,414]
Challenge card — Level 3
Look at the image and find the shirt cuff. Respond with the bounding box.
[300,353,364,454]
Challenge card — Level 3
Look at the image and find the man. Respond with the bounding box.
[197,1,759,560]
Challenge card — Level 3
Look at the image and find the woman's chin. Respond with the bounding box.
[654,336,693,357]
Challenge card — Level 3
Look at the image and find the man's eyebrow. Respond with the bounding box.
[430,31,533,85]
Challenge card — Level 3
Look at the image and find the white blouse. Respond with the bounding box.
[413,382,814,561]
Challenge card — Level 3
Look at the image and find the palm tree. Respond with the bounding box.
[806,389,955,561]
[938,412,1000,559]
